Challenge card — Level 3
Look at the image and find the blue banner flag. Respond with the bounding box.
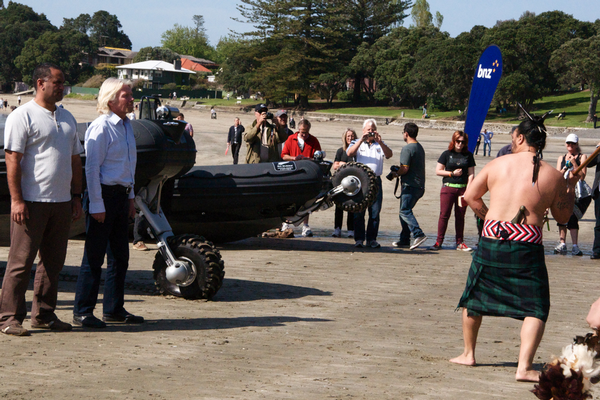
[465,45,503,154]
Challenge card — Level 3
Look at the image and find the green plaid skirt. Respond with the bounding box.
[457,237,550,322]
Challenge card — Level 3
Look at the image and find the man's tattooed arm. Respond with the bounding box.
[472,202,489,220]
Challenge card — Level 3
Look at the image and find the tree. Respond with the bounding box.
[0,1,54,90]
[406,26,483,110]
[355,26,447,106]
[133,47,180,63]
[411,0,432,27]
[482,11,596,111]
[15,28,94,85]
[161,16,215,60]
[62,10,131,49]
[550,35,600,122]
[345,0,412,102]
[215,36,258,94]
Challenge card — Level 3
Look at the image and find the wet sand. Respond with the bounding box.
[1,94,600,399]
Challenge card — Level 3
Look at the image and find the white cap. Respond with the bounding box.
[565,133,579,143]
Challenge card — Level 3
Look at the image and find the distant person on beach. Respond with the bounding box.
[450,115,577,382]
[176,113,194,137]
[481,129,494,156]
[227,117,244,164]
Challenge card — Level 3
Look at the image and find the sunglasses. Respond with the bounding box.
[456,140,466,144]
[566,142,576,145]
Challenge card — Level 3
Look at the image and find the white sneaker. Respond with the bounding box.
[347,230,354,238]
[572,244,583,256]
[302,225,313,237]
[282,222,293,231]
[332,227,341,238]
[410,235,427,250]
[554,242,567,255]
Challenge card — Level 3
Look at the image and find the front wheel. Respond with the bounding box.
[330,162,378,213]
[153,235,225,300]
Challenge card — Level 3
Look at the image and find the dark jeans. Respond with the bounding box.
[231,142,241,164]
[399,185,425,242]
[334,206,354,231]
[74,188,130,316]
[436,185,467,244]
[354,177,382,243]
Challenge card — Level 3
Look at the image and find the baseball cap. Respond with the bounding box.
[255,103,268,113]
[275,109,287,117]
[565,133,579,143]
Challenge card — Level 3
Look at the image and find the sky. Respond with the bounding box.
[12,0,600,50]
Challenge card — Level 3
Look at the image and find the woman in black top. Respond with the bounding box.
[432,131,475,251]
[553,134,589,256]
[332,128,357,238]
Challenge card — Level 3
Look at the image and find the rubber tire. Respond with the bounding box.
[153,234,225,300]
[331,162,378,213]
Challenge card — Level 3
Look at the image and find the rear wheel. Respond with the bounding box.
[331,162,378,213]
[153,235,225,300]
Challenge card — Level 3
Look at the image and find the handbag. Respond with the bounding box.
[575,179,593,200]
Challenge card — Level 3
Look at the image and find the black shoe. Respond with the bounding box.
[73,315,106,328]
[591,253,600,260]
[103,311,144,324]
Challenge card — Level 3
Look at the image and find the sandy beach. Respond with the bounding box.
[1,93,600,399]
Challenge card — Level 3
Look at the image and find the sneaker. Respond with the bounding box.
[31,318,72,331]
[347,230,354,238]
[429,242,442,250]
[353,241,364,248]
[281,222,293,231]
[133,241,148,251]
[572,245,583,256]
[369,240,381,249]
[392,240,411,248]
[1,322,30,336]
[73,315,106,329]
[302,225,313,237]
[456,242,472,252]
[332,227,341,238]
[554,243,567,255]
[410,235,428,250]
[103,310,144,324]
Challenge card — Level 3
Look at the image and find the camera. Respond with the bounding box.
[386,165,400,181]
[266,112,274,120]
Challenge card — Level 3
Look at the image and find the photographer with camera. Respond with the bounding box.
[347,119,393,248]
[390,122,427,250]
[244,104,289,164]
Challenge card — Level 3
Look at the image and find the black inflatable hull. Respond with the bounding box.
[165,160,327,243]
[0,117,195,246]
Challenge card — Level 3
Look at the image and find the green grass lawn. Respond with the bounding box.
[314,91,596,128]
[188,98,258,107]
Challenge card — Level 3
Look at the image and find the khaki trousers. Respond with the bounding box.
[0,201,71,326]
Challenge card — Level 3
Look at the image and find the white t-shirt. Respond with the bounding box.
[4,100,83,202]
[349,139,386,176]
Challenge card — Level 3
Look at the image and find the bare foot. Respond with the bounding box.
[515,369,540,382]
[449,354,476,366]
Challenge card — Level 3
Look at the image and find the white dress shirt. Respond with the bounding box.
[85,112,136,214]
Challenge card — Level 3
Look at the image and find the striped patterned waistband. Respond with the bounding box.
[482,219,543,245]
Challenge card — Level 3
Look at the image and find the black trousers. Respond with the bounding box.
[231,142,241,165]
[74,186,130,316]
[594,196,600,255]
